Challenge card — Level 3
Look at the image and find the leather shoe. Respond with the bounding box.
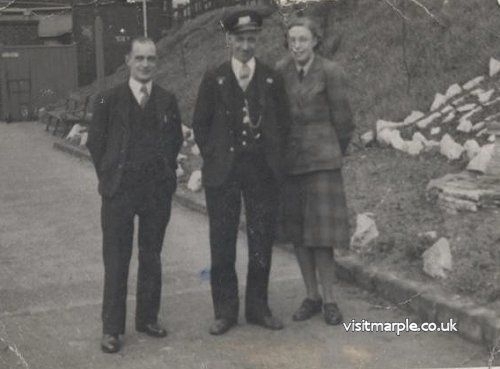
[292,298,323,321]
[247,314,284,330]
[209,318,237,335]
[323,303,343,325]
[100,334,120,354]
[136,322,167,338]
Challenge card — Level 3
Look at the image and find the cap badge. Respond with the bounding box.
[237,16,251,26]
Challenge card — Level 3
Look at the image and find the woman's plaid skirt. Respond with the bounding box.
[282,169,350,249]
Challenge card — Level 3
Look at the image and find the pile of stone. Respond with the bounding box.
[364,57,500,175]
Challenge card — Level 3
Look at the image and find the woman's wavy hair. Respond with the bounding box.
[283,16,323,51]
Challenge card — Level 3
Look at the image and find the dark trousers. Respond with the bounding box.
[205,154,279,321]
[101,175,172,335]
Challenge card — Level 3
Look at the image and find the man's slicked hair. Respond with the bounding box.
[128,36,156,54]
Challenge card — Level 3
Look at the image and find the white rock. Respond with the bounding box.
[412,132,428,144]
[404,111,425,125]
[375,119,404,133]
[176,165,185,177]
[66,123,86,140]
[484,96,500,107]
[463,76,484,90]
[361,130,375,146]
[176,153,188,163]
[416,112,441,129]
[476,128,488,137]
[488,134,496,142]
[350,213,379,253]
[389,131,407,152]
[181,124,193,140]
[456,119,473,133]
[430,127,441,135]
[187,170,203,192]
[377,128,400,146]
[440,105,454,114]
[489,57,500,77]
[485,113,500,122]
[190,144,200,156]
[466,144,494,173]
[430,93,447,111]
[425,140,441,151]
[440,134,464,160]
[456,103,477,113]
[422,238,453,279]
[478,89,494,104]
[451,96,465,106]
[472,122,485,132]
[442,112,455,124]
[418,231,438,242]
[445,83,462,99]
[463,139,481,160]
[470,88,485,97]
[406,140,424,156]
[79,132,88,146]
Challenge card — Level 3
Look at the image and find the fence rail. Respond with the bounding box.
[171,0,272,26]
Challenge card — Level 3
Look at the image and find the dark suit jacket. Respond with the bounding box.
[276,55,354,174]
[87,82,183,197]
[192,59,291,187]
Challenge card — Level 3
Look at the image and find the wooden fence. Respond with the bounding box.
[172,0,273,25]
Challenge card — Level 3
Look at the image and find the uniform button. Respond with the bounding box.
[242,141,247,146]
[242,130,248,136]
[229,147,234,152]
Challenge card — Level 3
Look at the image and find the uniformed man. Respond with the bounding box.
[192,9,291,335]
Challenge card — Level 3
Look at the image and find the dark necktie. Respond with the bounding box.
[298,68,305,82]
[139,84,149,109]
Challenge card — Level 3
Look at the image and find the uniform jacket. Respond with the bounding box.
[276,55,354,174]
[192,59,291,187]
[87,82,183,197]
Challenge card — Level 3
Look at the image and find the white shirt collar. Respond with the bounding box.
[231,56,256,81]
[128,77,152,104]
[295,54,315,77]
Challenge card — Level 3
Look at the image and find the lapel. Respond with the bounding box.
[152,83,168,128]
[115,83,132,131]
[253,59,267,110]
[300,55,323,97]
[216,61,240,109]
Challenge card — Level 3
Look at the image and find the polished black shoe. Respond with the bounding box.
[136,322,167,338]
[101,334,120,354]
[323,303,343,325]
[209,318,237,335]
[246,314,284,330]
[292,298,323,322]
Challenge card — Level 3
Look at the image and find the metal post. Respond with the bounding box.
[142,0,148,37]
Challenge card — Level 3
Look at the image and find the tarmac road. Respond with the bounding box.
[0,122,495,369]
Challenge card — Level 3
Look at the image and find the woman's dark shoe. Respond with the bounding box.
[323,303,343,325]
[100,334,120,354]
[292,298,323,321]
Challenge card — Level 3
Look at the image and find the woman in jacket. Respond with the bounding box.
[276,17,354,325]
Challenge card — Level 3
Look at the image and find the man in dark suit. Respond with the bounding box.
[192,9,290,335]
[87,37,183,353]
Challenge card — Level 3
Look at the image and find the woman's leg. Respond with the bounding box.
[314,248,336,303]
[295,245,321,300]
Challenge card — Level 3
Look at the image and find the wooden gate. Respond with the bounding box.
[0,44,78,122]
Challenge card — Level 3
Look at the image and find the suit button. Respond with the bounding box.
[242,130,248,136]
[242,141,247,146]
[229,147,234,152]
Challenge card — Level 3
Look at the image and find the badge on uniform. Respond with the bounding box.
[217,76,225,85]
[266,77,274,84]
[163,114,169,124]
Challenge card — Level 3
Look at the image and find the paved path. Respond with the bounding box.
[0,122,494,369]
